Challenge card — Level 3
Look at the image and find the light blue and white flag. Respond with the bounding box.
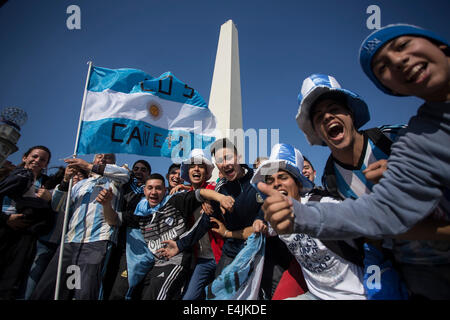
[76,66,217,158]
[125,227,154,300]
[206,233,266,300]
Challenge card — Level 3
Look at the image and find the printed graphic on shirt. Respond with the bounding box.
[139,203,188,265]
[147,228,178,253]
[285,234,330,273]
[281,233,352,287]
[165,217,174,227]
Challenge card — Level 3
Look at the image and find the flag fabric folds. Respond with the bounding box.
[124,195,173,299]
[125,227,154,300]
[76,66,217,158]
[205,233,266,300]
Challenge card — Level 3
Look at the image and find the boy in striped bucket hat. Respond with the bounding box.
[251,143,367,300]
[295,73,405,200]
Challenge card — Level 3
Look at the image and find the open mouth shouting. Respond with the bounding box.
[148,194,161,206]
[192,172,202,179]
[222,166,236,180]
[326,121,345,143]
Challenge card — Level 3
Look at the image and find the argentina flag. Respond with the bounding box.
[76,66,217,158]
[206,233,265,300]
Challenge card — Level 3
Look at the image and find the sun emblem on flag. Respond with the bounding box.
[148,101,162,120]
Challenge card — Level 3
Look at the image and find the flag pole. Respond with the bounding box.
[54,61,93,300]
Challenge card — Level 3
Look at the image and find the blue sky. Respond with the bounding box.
[0,0,449,185]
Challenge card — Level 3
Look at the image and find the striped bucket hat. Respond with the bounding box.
[251,143,314,194]
[296,74,370,146]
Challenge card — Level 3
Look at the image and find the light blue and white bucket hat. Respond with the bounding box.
[359,23,449,96]
[296,74,370,146]
[180,148,215,183]
[250,143,314,193]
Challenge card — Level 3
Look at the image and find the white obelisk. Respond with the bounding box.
[208,20,243,179]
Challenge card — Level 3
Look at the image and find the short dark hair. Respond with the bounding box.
[167,163,180,174]
[145,173,166,185]
[210,138,238,157]
[133,160,151,173]
[303,156,315,171]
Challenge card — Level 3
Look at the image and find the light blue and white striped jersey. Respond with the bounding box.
[52,164,129,244]
[333,125,405,200]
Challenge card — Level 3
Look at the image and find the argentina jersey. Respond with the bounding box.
[333,125,405,199]
[65,175,122,244]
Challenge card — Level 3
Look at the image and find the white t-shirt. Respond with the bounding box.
[278,194,366,300]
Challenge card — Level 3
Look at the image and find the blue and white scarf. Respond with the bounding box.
[125,195,172,299]
[130,178,144,195]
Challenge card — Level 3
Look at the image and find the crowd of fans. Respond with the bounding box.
[0,24,449,300]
